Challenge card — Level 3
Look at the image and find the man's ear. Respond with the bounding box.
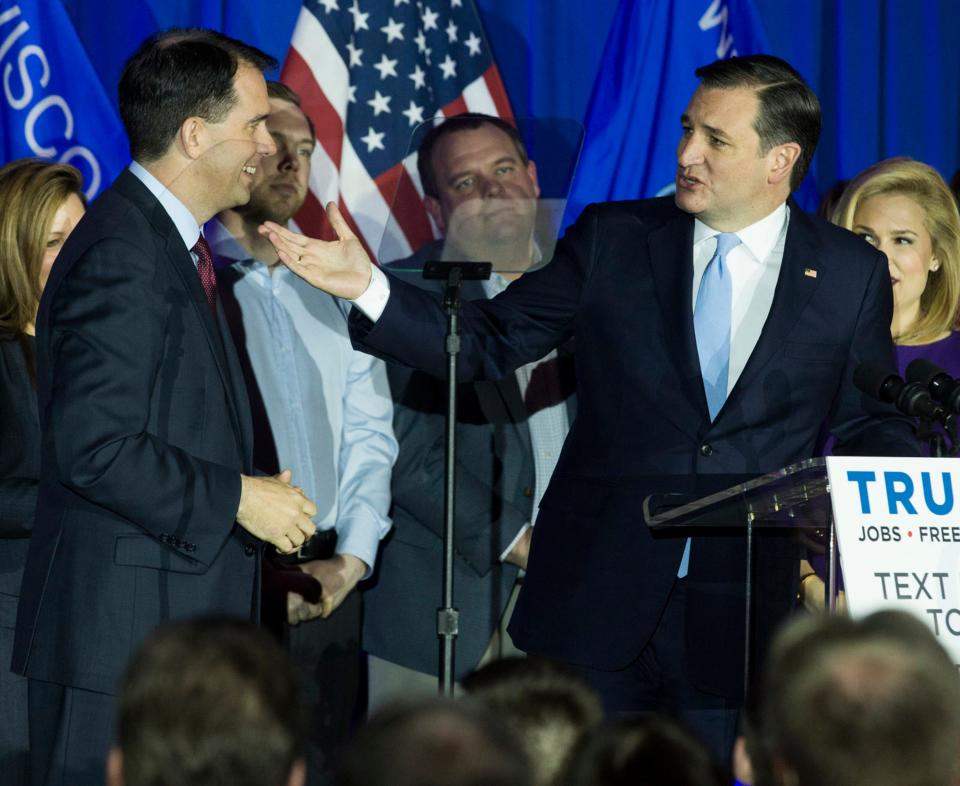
[179,117,206,161]
[287,758,307,786]
[768,142,801,187]
[424,196,446,234]
[526,159,541,199]
[106,747,124,786]
[732,736,754,786]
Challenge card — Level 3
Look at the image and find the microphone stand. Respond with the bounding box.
[424,260,491,696]
[916,415,947,457]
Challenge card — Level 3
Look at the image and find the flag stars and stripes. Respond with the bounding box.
[381,17,405,42]
[421,5,439,30]
[346,39,363,67]
[408,64,427,89]
[438,54,457,78]
[280,0,512,258]
[401,100,425,126]
[464,31,481,55]
[373,53,399,78]
[367,90,392,115]
[349,0,370,30]
[414,29,428,53]
[360,127,386,152]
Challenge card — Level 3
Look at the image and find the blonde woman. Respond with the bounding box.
[0,158,84,783]
[802,158,960,611]
[833,157,960,359]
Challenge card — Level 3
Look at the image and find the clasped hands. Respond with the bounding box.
[236,469,317,554]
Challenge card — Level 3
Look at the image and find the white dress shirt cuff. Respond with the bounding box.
[335,517,385,580]
[350,264,390,322]
[500,521,532,563]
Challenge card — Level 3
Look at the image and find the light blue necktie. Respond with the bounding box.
[678,232,741,578]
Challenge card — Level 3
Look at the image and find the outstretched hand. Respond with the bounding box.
[259,201,374,299]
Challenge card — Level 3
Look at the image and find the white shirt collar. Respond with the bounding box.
[692,201,788,263]
[129,161,201,252]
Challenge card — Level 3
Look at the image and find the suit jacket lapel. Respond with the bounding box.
[114,171,246,452]
[728,203,821,401]
[647,211,711,423]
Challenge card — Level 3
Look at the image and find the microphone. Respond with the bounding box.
[906,358,960,414]
[853,362,946,421]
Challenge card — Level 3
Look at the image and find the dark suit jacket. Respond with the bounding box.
[12,170,260,696]
[0,334,39,632]
[363,254,574,678]
[351,197,918,696]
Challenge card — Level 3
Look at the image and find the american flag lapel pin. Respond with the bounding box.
[804,268,818,279]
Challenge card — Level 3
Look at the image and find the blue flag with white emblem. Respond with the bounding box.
[564,0,768,228]
[0,0,128,198]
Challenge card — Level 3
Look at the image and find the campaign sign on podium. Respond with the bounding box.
[828,455,960,664]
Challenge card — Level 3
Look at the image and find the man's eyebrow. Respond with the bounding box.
[445,167,475,185]
[703,123,730,139]
[271,130,316,147]
[679,115,730,140]
[248,112,270,126]
[445,155,520,184]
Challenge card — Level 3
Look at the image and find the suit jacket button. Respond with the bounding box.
[243,543,256,557]
[522,486,534,497]
[700,443,713,456]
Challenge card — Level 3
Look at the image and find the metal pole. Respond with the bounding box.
[438,268,463,695]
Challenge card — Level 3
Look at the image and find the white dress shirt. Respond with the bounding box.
[691,203,790,395]
[207,220,398,575]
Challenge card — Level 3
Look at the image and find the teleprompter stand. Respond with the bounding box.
[422,260,492,696]
[643,457,835,694]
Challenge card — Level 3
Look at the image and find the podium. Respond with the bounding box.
[643,457,836,692]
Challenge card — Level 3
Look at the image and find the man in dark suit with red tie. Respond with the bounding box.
[261,55,918,757]
[13,29,319,786]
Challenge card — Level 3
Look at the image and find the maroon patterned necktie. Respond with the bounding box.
[192,235,218,316]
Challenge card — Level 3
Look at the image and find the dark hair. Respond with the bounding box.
[119,28,277,163]
[695,54,820,191]
[416,112,528,198]
[817,178,849,221]
[266,80,316,141]
[760,610,960,786]
[563,716,728,786]
[463,656,604,786]
[338,697,531,786]
[116,617,305,786]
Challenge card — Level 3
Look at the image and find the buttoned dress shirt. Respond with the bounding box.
[691,203,789,396]
[207,221,397,572]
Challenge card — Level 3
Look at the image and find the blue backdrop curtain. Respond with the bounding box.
[9,0,960,203]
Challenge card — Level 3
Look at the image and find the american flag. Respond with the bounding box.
[280,0,513,264]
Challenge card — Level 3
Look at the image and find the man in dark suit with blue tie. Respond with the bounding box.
[13,30,319,785]
[261,55,917,756]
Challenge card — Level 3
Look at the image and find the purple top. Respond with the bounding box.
[811,332,960,588]
[894,329,960,380]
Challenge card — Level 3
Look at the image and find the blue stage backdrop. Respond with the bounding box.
[1,0,958,213]
[564,0,770,226]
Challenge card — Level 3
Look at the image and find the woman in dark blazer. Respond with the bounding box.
[0,159,84,785]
